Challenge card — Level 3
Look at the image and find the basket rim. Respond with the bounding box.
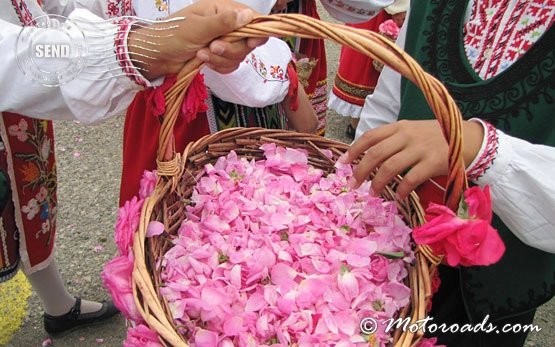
[134,127,439,347]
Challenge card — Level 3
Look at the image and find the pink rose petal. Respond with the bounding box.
[195,329,218,347]
[146,221,165,238]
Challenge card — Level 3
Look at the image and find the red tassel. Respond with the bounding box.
[286,62,299,111]
[143,73,208,125]
[181,73,208,124]
[144,75,177,118]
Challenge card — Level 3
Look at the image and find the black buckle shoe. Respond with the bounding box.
[43,297,120,335]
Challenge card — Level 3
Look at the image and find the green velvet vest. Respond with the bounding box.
[399,0,555,322]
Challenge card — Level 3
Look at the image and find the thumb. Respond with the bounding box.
[197,8,254,41]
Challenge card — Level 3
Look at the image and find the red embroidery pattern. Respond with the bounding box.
[245,53,289,82]
[309,81,329,121]
[467,121,499,182]
[11,0,35,26]
[464,0,555,79]
[2,115,58,269]
[114,19,148,88]
[106,0,133,18]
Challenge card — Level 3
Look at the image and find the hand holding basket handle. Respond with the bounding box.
[128,0,268,81]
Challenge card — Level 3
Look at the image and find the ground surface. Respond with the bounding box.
[4,5,554,347]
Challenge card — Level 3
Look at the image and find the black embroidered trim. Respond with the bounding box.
[210,95,287,131]
[460,263,555,321]
[0,258,19,283]
[418,0,555,132]
[420,0,458,82]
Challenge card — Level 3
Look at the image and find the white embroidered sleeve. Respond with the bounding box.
[467,125,555,253]
[0,9,146,124]
[320,0,394,23]
[202,37,292,108]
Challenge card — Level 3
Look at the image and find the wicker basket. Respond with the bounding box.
[131,14,469,347]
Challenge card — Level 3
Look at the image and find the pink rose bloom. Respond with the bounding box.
[102,254,143,323]
[464,185,492,221]
[123,324,162,347]
[416,337,446,347]
[139,170,157,199]
[413,186,505,267]
[115,196,144,256]
[378,19,400,39]
[369,255,389,283]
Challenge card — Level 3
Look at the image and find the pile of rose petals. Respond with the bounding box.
[155,144,416,346]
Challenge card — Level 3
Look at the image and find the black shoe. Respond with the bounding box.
[43,297,120,335]
[345,124,356,140]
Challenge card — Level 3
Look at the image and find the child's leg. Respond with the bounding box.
[25,260,102,316]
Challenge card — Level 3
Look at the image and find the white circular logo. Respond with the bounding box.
[360,317,379,334]
[16,14,87,87]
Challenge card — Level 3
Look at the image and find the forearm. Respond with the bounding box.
[283,86,317,134]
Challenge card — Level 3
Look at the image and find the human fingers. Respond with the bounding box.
[247,37,269,49]
[188,6,255,45]
[369,148,422,197]
[339,124,399,188]
[196,40,250,74]
[348,132,407,190]
[197,53,242,74]
[340,123,398,165]
[384,121,449,197]
[395,161,441,200]
[129,1,256,80]
[209,39,251,60]
[187,0,249,18]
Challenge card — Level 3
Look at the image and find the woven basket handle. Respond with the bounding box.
[157,14,468,210]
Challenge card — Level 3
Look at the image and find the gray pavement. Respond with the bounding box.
[4,6,555,347]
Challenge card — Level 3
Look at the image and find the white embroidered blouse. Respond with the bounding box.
[0,0,294,124]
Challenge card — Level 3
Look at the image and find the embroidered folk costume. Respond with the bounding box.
[120,0,396,202]
[327,10,392,119]
[0,0,113,282]
[281,0,329,135]
[356,1,555,346]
